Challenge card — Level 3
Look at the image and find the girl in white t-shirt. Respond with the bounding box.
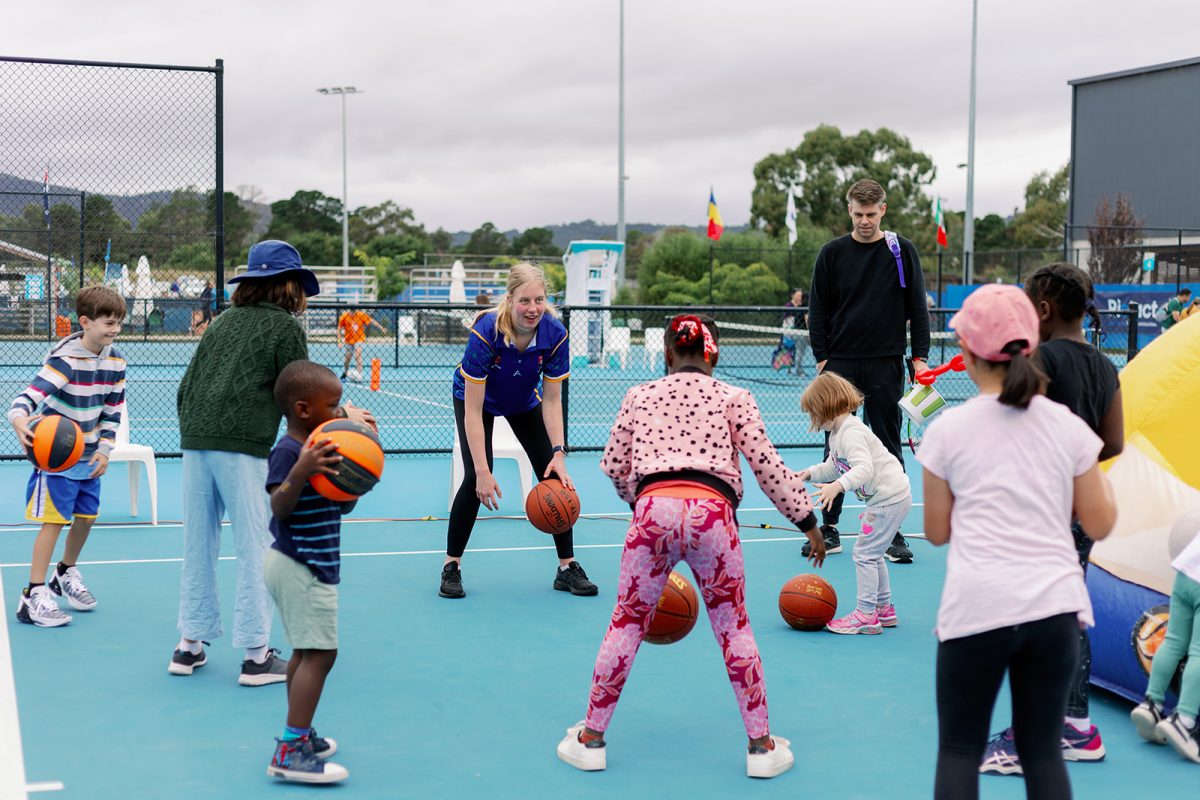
[916,285,1117,800]
[799,372,912,635]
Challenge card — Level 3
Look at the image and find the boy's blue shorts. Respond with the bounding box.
[25,470,101,524]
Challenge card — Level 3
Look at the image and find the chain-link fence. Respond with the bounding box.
[0,55,222,343]
[0,302,1142,459]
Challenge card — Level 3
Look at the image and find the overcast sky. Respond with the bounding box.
[7,0,1199,231]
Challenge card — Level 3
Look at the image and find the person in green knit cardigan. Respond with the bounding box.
[168,240,374,685]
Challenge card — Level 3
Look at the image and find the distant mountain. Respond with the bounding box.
[448,219,748,249]
[0,173,180,228]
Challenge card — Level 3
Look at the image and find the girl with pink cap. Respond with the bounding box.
[915,284,1118,800]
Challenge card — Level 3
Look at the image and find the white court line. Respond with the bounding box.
[0,563,34,798]
[26,782,64,793]
[0,533,928,569]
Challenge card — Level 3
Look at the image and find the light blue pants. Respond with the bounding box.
[1147,571,1200,718]
[854,496,912,613]
[177,450,272,648]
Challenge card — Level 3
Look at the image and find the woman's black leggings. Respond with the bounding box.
[447,398,573,560]
[935,612,1079,800]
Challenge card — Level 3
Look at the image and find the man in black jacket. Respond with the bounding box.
[805,179,929,563]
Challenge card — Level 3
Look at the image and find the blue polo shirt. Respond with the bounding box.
[452,311,569,417]
[266,435,343,585]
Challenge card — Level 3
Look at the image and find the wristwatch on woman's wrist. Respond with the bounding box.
[552,445,567,455]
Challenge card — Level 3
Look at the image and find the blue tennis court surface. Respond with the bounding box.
[0,452,1193,799]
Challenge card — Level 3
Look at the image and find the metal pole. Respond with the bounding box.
[708,244,714,305]
[936,248,944,309]
[1177,229,1183,292]
[963,0,978,284]
[616,0,626,286]
[341,91,349,269]
[1127,301,1140,362]
[215,59,225,302]
[79,190,86,289]
[561,306,571,450]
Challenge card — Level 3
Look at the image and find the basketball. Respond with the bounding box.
[646,570,700,645]
[305,418,385,502]
[25,415,84,473]
[524,479,580,534]
[779,574,838,631]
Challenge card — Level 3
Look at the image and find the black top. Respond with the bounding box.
[807,234,930,362]
[1036,338,1120,434]
[266,435,344,584]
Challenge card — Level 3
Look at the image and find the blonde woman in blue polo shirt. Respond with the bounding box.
[440,263,597,599]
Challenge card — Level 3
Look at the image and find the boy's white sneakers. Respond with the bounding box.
[556,721,606,771]
[15,585,72,627]
[747,735,794,779]
[49,566,97,611]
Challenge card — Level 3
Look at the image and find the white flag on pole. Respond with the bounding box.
[785,187,797,246]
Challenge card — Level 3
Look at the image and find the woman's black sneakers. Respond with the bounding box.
[439,562,465,599]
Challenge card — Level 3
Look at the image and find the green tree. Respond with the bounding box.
[637,228,709,293]
[750,124,936,240]
[710,261,789,305]
[510,227,561,257]
[266,190,342,239]
[134,188,208,267]
[354,248,413,300]
[430,227,453,252]
[973,212,1011,251]
[464,222,509,255]
[623,229,650,281]
[81,194,133,267]
[1087,193,1144,284]
[287,231,342,266]
[1010,163,1069,248]
[164,240,216,271]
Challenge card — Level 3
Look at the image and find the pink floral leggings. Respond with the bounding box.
[585,495,769,738]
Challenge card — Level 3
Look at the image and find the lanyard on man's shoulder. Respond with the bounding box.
[883,231,907,288]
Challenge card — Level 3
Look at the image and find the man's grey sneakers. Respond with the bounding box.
[239,647,289,686]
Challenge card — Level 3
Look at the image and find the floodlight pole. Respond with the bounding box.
[963,0,978,284]
[616,0,627,286]
[317,86,363,269]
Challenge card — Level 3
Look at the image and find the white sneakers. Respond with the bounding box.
[747,736,794,779]
[556,722,795,779]
[556,722,606,771]
[15,585,71,627]
[49,565,97,611]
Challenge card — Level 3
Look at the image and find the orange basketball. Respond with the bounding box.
[524,479,580,534]
[646,570,700,645]
[26,416,84,473]
[305,419,385,502]
[779,574,838,631]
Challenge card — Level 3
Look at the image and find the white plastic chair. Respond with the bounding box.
[643,327,665,367]
[107,404,158,525]
[604,327,632,369]
[397,316,418,345]
[449,416,535,510]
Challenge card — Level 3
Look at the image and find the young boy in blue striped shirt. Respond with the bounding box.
[264,360,368,784]
[8,286,127,628]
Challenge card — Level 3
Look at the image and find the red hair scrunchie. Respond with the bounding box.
[669,314,718,363]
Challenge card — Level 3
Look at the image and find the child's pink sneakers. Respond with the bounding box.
[825,609,883,635]
[877,604,899,627]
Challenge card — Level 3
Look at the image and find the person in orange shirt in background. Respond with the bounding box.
[337,309,387,381]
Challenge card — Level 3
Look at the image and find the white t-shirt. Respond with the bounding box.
[806,415,910,508]
[916,394,1102,642]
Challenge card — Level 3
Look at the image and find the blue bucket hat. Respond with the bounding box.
[230,240,320,296]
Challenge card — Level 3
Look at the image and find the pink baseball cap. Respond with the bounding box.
[948,284,1040,362]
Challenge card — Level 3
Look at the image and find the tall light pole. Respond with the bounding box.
[616,0,627,286]
[963,0,978,284]
[317,86,363,268]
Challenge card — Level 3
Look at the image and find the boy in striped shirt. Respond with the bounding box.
[8,286,127,627]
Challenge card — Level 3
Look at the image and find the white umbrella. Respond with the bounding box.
[133,256,154,299]
[449,259,467,304]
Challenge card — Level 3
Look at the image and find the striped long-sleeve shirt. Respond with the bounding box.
[8,332,126,459]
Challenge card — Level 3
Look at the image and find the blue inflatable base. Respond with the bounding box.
[1087,564,1170,703]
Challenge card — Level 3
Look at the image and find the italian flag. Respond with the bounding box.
[933,196,948,248]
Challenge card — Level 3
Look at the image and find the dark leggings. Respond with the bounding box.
[820,356,905,527]
[447,398,573,560]
[1066,522,1094,719]
[935,613,1079,800]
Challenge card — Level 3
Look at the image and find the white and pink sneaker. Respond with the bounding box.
[825,609,883,635]
[877,604,898,627]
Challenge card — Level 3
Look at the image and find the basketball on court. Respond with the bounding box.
[778,574,838,631]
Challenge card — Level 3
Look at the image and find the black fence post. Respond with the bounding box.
[936,249,943,304]
[214,58,225,304]
[78,190,86,289]
[561,305,571,452]
[708,244,714,304]
[1127,302,1140,363]
[393,307,400,368]
[1177,230,1183,292]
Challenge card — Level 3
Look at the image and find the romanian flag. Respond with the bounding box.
[706,188,724,241]
[933,196,948,248]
